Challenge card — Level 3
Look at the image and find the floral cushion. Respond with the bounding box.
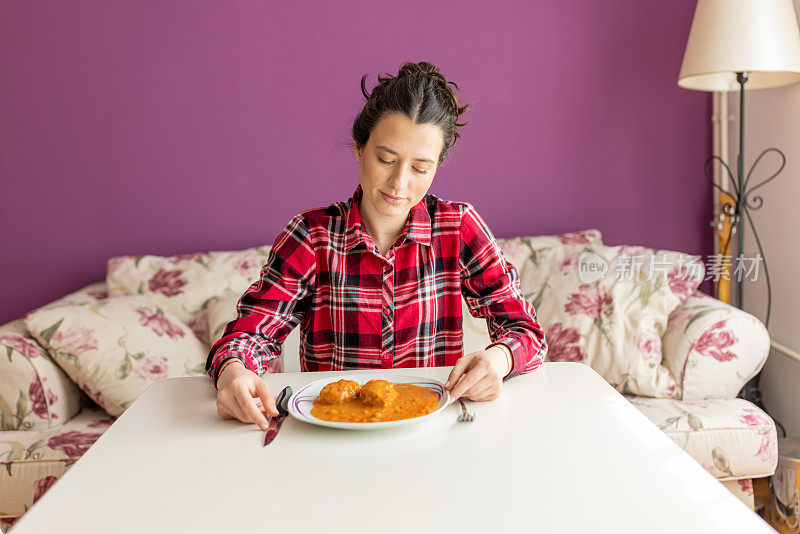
[507,243,704,398]
[105,247,271,346]
[628,396,778,479]
[0,406,112,520]
[662,291,770,400]
[0,320,84,432]
[0,282,108,432]
[23,295,208,417]
[21,281,110,316]
[207,292,293,374]
[497,229,602,272]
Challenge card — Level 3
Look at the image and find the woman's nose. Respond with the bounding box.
[388,166,410,191]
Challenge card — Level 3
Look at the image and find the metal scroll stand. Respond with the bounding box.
[704,71,787,438]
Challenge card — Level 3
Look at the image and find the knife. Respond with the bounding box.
[263,386,293,447]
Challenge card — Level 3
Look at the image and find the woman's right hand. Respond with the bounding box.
[215,360,279,431]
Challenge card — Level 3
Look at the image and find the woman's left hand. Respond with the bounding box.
[444,346,512,402]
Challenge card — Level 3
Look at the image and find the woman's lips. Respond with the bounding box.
[380,191,405,205]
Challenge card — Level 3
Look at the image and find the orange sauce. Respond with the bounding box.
[311,380,439,423]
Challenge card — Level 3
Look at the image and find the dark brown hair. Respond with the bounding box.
[351,61,473,166]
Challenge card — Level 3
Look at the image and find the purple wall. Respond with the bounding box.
[0,1,712,325]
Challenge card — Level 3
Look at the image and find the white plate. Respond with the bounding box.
[287,373,450,430]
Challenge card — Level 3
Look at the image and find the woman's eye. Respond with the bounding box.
[378,157,428,175]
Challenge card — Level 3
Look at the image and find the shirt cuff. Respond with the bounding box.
[207,335,280,387]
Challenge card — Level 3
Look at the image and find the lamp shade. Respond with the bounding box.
[679,0,800,91]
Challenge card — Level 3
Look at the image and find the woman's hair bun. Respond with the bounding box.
[351,61,473,166]
[395,61,460,102]
[398,61,439,78]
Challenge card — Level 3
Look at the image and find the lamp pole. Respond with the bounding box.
[703,71,786,433]
[735,71,747,309]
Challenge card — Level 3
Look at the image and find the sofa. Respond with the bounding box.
[0,229,777,530]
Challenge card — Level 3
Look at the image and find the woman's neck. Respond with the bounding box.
[359,199,407,252]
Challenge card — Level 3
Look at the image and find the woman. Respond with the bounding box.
[206,61,547,430]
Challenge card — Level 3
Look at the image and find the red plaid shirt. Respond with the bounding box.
[206,185,547,388]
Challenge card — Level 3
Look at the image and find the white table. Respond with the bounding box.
[10,363,775,533]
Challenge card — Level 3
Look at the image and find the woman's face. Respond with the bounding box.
[355,113,444,225]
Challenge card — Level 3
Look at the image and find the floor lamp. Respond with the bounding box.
[678,0,800,422]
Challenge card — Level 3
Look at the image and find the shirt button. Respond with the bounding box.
[382,353,391,359]
[383,307,392,317]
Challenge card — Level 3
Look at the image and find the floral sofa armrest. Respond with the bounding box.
[0,320,85,431]
[0,281,108,431]
[662,291,770,400]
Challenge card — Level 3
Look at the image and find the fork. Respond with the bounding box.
[456,398,474,423]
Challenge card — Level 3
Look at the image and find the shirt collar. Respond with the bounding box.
[344,184,431,251]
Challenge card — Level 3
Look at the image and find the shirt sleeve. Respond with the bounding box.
[458,203,548,379]
[205,214,316,388]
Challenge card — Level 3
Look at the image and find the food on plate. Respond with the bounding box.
[311,379,439,423]
[318,379,361,404]
[358,379,398,407]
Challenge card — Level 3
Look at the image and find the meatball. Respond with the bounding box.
[318,379,361,405]
[359,380,398,408]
